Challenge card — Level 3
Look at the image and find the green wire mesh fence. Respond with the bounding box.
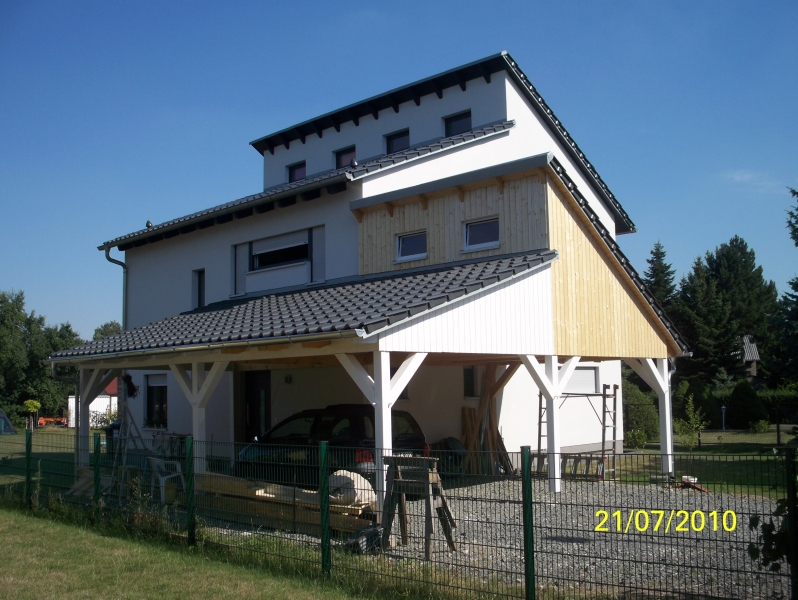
[0,430,794,599]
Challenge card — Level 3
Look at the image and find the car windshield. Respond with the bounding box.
[392,413,423,440]
[266,416,314,444]
[316,416,353,444]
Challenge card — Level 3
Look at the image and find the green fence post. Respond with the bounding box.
[186,436,196,545]
[521,446,536,600]
[93,433,101,505]
[24,429,32,508]
[319,441,331,577]
[785,447,798,600]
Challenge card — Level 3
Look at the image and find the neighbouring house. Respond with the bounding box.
[50,52,687,498]
[742,335,760,380]
[67,378,118,428]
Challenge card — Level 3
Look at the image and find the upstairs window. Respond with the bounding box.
[396,231,427,262]
[464,218,500,251]
[288,161,306,183]
[386,129,410,154]
[251,230,309,271]
[444,110,471,137]
[335,146,356,169]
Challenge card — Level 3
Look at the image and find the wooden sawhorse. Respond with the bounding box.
[380,456,456,559]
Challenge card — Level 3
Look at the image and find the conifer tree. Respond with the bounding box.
[643,241,677,310]
[770,188,798,383]
[671,259,741,382]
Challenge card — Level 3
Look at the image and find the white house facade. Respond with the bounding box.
[52,52,687,498]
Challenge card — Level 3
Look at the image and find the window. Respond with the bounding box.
[564,367,600,394]
[444,110,471,137]
[251,230,309,271]
[146,374,167,428]
[386,129,409,154]
[288,161,306,183]
[396,231,427,262]
[464,218,500,251]
[463,366,476,397]
[193,269,205,309]
[335,146,356,169]
[266,416,314,444]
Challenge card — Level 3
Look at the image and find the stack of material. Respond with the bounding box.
[460,364,518,475]
[194,470,376,535]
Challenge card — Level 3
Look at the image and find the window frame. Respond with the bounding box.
[395,230,428,263]
[145,377,168,429]
[463,217,500,252]
[287,161,306,183]
[444,110,472,137]
[385,129,410,154]
[335,146,356,169]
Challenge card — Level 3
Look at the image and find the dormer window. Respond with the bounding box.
[335,146,356,169]
[386,129,410,154]
[288,162,306,183]
[396,231,427,262]
[444,111,471,137]
[464,218,500,251]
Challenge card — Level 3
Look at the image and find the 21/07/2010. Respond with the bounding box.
[594,509,737,534]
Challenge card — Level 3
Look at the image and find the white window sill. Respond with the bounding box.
[394,254,427,264]
[461,243,500,254]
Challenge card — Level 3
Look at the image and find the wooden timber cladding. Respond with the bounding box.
[547,177,669,358]
[358,172,548,275]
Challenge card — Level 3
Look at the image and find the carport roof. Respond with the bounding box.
[50,250,557,361]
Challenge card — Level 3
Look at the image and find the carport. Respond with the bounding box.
[51,250,683,513]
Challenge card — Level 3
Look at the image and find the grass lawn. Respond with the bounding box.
[0,507,363,600]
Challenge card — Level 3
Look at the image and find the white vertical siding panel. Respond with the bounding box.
[378,266,554,354]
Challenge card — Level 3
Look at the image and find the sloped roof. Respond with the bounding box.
[742,335,760,362]
[51,251,556,360]
[250,51,635,234]
[99,120,514,252]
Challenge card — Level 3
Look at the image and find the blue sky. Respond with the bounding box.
[1,1,796,339]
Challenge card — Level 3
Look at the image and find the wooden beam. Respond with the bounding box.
[335,354,375,404]
[388,353,427,406]
[454,186,464,202]
[221,347,247,354]
[301,340,331,349]
[257,344,288,352]
[352,209,363,223]
[384,202,394,217]
[418,194,428,210]
[519,355,556,403]
[486,362,521,401]
[494,177,504,195]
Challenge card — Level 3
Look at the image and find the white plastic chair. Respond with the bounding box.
[148,457,185,504]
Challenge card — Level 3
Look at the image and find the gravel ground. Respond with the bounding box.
[375,478,789,599]
[200,478,789,599]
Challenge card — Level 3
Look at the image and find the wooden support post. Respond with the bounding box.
[625,358,673,475]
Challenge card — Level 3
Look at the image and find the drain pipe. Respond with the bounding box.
[104,246,129,443]
[104,247,127,331]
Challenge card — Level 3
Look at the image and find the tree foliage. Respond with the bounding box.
[671,258,741,382]
[93,320,122,340]
[623,382,660,441]
[673,395,708,453]
[0,291,84,427]
[769,188,798,385]
[725,379,768,429]
[643,241,677,310]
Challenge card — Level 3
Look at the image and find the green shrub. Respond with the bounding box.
[625,429,647,449]
[726,379,768,428]
[750,420,770,434]
[673,395,708,453]
[623,383,659,440]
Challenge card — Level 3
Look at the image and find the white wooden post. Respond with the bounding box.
[373,351,392,521]
[625,358,674,475]
[77,368,120,466]
[335,351,427,519]
[519,355,580,493]
[544,356,561,492]
[170,361,229,473]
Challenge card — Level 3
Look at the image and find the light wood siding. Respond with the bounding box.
[359,173,548,274]
[547,177,669,358]
[378,266,554,355]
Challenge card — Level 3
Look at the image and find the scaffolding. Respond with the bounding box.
[536,384,620,480]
